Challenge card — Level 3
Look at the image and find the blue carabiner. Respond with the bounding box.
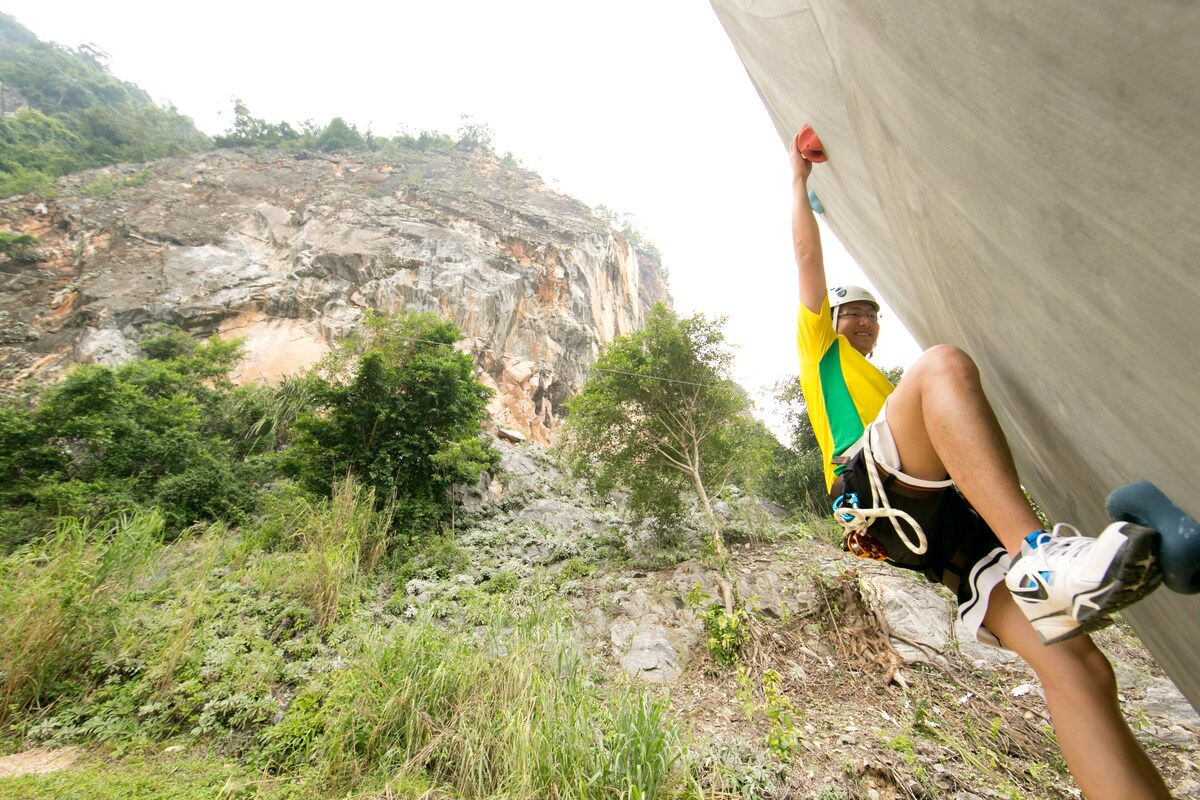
[832,492,860,523]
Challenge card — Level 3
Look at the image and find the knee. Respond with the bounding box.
[908,344,980,383]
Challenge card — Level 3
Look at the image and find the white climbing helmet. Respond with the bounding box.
[828,285,879,311]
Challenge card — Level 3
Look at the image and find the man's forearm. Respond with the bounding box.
[793,174,827,313]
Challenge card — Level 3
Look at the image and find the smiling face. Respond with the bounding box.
[835,300,880,356]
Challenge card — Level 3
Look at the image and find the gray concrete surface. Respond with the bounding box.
[710,0,1200,708]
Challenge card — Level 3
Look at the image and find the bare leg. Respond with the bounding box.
[889,345,1169,794]
[885,345,1042,554]
[983,589,1171,799]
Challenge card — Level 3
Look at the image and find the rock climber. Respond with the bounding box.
[789,131,1170,800]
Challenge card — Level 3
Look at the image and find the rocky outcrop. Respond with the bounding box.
[0,147,670,443]
[424,437,1200,790]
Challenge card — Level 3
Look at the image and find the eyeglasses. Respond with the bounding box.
[839,311,880,323]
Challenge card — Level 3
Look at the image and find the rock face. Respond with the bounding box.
[0,148,670,443]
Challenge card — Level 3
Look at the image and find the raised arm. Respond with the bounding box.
[790,135,826,315]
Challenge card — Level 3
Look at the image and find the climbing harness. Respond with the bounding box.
[831,431,929,561]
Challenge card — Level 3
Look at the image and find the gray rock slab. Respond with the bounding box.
[516,498,597,534]
[736,564,808,620]
[1140,677,1200,733]
[1,148,671,449]
[619,622,680,683]
[670,561,724,607]
[862,573,950,668]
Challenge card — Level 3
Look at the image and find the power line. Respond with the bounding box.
[407,336,733,388]
[586,365,729,389]
[354,331,780,391]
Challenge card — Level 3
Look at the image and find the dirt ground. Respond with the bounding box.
[666,542,1200,800]
[0,746,80,778]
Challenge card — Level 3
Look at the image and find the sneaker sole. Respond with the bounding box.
[1038,522,1163,645]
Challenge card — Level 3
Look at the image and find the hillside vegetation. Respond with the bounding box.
[0,14,210,197]
[0,304,822,799]
[0,14,510,201]
[3,305,1192,800]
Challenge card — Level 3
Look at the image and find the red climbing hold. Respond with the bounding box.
[794,125,827,163]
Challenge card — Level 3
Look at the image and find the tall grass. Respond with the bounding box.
[279,604,691,798]
[290,476,391,627]
[152,531,221,694]
[0,510,164,725]
[2,495,696,798]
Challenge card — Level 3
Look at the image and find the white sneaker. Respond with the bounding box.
[1005,521,1162,644]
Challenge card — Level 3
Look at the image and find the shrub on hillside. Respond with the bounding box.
[0,331,264,548]
[0,231,42,262]
[286,310,498,543]
[315,117,365,152]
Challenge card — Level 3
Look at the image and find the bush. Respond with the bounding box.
[392,534,470,583]
[758,376,834,517]
[138,324,197,360]
[315,117,365,152]
[0,331,265,546]
[0,230,41,261]
[153,451,251,531]
[0,167,53,198]
[287,311,498,542]
[701,603,749,668]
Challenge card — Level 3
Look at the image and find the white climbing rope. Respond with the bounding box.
[833,431,929,557]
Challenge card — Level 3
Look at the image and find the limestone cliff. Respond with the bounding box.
[0,148,670,442]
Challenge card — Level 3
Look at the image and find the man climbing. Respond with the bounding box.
[789,133,1171,799]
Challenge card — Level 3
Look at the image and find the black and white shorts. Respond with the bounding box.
[832,399,1012,649]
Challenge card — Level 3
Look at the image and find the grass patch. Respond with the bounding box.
[296,607,690,798]
[0,511,164,727]
[0,746,294,800]
[83,176,117,197]
[0,499,698,799]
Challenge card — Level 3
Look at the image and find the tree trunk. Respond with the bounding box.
[690,465,734,612]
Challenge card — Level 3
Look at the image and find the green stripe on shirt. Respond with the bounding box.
[818,339,865,459]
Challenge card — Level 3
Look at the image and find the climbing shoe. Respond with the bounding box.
[1005,521,1162,644]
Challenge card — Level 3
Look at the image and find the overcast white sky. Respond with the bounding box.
[2,1,922,421]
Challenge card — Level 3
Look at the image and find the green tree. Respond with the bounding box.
[315,117,365,152]
[287,311,497,541]
[593,204,663,260]
[0,330,257,548]
[760,376,828,516]
[563,304,756,572]
[213,99,301,149]
[455,114,494,151]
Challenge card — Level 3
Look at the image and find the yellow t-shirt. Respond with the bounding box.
[796,298,896,493]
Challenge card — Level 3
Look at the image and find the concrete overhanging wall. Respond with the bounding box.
[710,0,1200,708]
